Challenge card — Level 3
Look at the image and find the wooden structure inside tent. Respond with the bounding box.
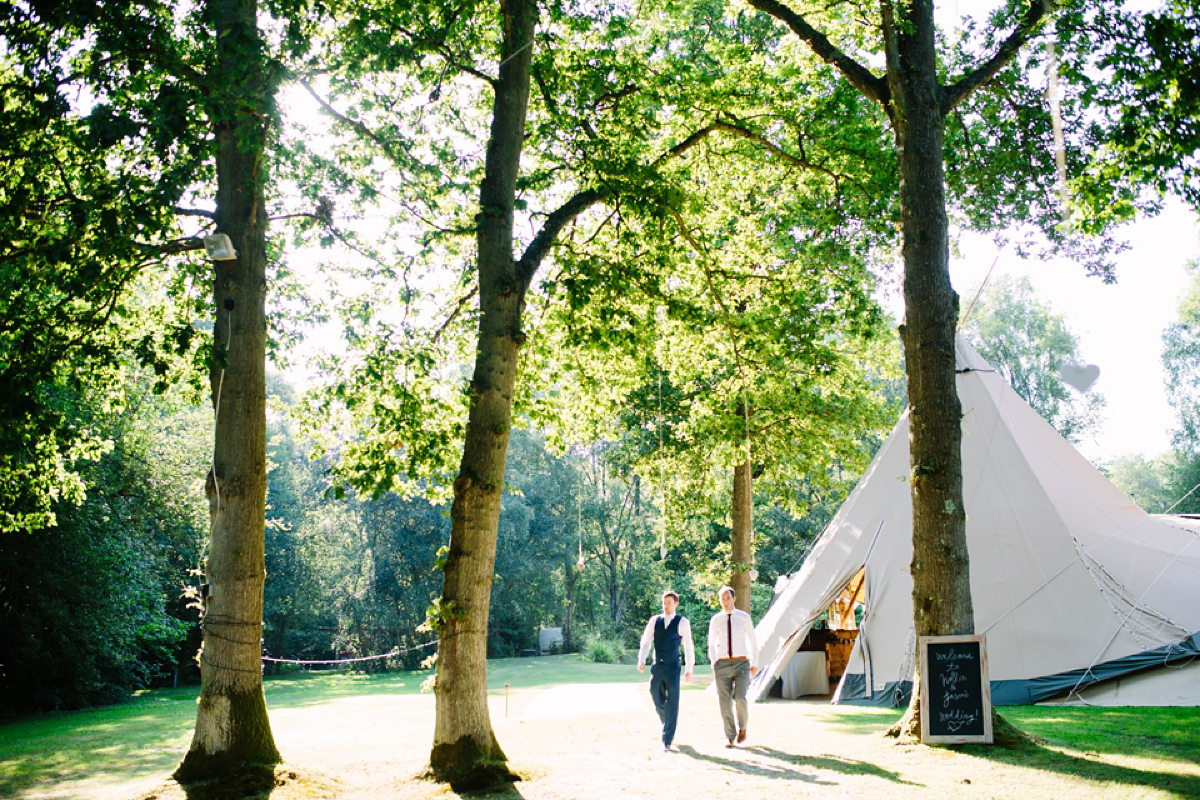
[769,568,865,698]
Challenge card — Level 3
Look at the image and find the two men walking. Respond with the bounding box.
[636,585,759,750]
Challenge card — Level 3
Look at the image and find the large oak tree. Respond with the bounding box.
[743,0,1052,733]
[175,0,284,778]
[301,0,890,784]
[0,0,295,776]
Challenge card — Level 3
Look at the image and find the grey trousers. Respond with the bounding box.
[713,658,751,740]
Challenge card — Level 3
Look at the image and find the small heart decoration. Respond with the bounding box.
[1058,363,1100,393]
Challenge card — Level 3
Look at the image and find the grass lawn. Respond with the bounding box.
[1,655,1197,799]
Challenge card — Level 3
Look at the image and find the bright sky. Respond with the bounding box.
[881,198,1199,465]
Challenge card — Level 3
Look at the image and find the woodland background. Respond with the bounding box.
[5,266,1200,717]
[0,0,1197,727]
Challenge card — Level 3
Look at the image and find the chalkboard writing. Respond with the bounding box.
[919,635,993,744]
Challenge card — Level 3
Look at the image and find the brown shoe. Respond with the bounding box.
[725,739,735,748]
[737,729,747,743]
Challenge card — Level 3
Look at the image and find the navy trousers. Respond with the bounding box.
[649,659,682,746]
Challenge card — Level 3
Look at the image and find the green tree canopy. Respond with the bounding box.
[0,374,208,715]
[0,2,213,531]
[1104,452,1178,514]
[960,274,1105,443]
[1070,0,1200,214]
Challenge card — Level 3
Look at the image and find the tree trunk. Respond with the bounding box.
[563,564,578,652]
[175,0,280,780]
[885,0,973,738]
[730,457,754,612]
[744,0,1045,744]
[613,559,628,626]
[600,519,623,624]
[426,0,536,789]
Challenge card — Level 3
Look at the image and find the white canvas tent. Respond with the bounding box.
[751,335,1200,706]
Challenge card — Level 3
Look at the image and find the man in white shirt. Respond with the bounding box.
[707,585,758,747]
[636,590,695,751]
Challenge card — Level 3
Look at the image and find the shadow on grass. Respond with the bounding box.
[962,741,1200,798]
[449,784,531,800]
[162,764,354,800]
[405,771,531,800]
[176,765,279,800]
[675,744,836,785]
[0,722,190,798]
[1001,707,1200,766]
[750,745,922,787]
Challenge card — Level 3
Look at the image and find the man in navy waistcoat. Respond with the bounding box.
[637,589,695,751]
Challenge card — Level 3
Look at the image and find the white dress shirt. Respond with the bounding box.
[637,613,696,671]
[707,608,759,665]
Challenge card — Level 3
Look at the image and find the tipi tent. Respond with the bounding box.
[750,335,1200,707]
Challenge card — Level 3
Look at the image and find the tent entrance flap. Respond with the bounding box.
[762,568,868,700]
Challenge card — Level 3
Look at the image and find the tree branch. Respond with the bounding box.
[595,84,638,113]
[711,118,843,185]
[432,285,479,346]
[138,237,206,256]
[298,79,415,171]
[175,207,216,219]
[656,122,720,164]
[744,0,890,107]
[941,0,1051,114]
[518,109,861,289]
[515,188,607,287]
[387,19,496,87]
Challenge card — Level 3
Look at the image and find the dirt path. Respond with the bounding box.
[32,681,1198,800]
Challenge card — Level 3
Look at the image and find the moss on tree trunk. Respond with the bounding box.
[427,734,520,792]
[174,689,280,782]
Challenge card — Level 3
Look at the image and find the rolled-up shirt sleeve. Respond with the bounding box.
[742,612,759,666]
[680,617,696,672]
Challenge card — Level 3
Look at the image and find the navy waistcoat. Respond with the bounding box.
[653,615,682,664]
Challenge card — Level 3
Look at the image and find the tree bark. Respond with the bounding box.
[730,458,754,612]
[175,0,280,780]
[884,0,973,738]
[426,0,536,789]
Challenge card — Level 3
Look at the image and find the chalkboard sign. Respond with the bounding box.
[919,635,992,744]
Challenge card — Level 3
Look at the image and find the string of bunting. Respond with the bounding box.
[262,638,438,666]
